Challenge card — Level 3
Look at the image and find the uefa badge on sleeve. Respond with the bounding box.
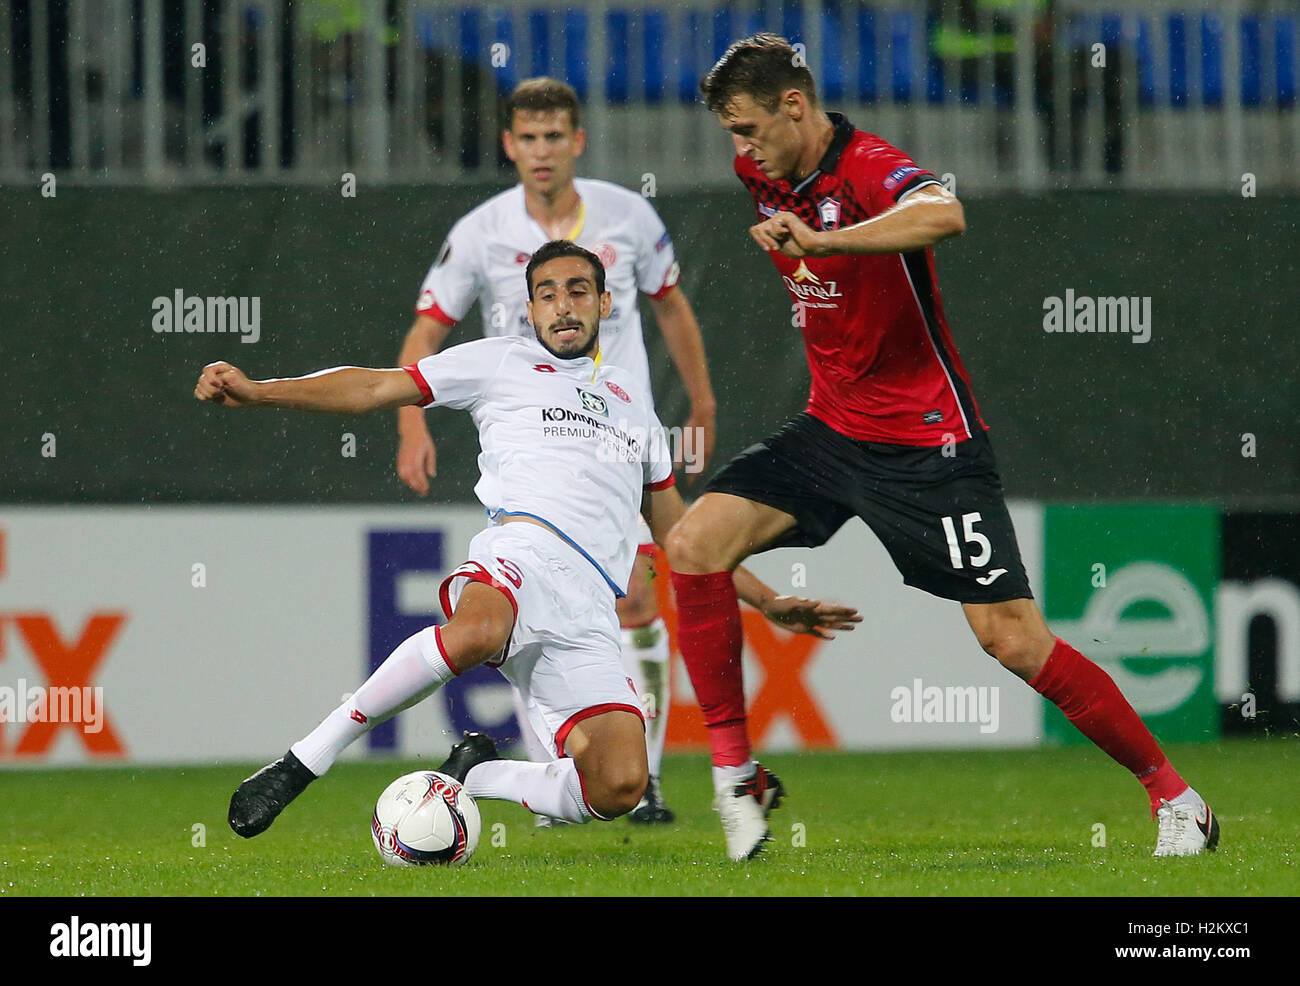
[817,197,841,230]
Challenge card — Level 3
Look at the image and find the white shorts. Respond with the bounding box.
[438,522,643,759]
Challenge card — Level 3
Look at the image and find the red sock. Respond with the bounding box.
[1030,638,1187,815]
[670,570,751,767]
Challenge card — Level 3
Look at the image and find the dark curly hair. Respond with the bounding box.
[525,240,606,300]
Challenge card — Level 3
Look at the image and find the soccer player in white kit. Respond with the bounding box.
[204,242,859,838]
[396,78,715,823]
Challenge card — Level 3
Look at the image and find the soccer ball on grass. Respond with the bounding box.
[371,770,481,866]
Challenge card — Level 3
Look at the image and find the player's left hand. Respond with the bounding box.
[749,211,826,259]
[760,595,862,640]
[194,361,259,407]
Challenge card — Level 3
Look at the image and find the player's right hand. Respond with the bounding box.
[397,429,438,495]
[194,361,258,407]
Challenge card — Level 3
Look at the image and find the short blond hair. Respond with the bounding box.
[505,78,581,130]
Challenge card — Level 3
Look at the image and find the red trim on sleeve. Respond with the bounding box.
[554,703,645,760]
[402,364,434,407]
[892,175,941,204]
[644,280,677,301]
[415,299,458,327]
[644,474,675,492]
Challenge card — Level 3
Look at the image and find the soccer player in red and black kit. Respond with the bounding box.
[666,34,1219,861]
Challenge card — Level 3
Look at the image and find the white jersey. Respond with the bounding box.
[414,178,681,397]
[404,335,674,597]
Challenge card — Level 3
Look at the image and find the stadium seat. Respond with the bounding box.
[644,9,666,103]
[1279,15,1296,107]
[1201,12,1223,107]
[528,9,550,77]
[892,9,914,103]
[1169,13,1188,108]
[857,6,878,103]
[607,9,629,103]
[1240,15,1262,108]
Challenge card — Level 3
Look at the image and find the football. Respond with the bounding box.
[370,771,481,866]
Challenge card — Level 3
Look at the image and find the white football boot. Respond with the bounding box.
[1152,796,1220,857]
[714,764,785,861]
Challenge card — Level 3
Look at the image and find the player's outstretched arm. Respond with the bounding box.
[642,486,861,639]
[195,361,423,414]
[396,313,456,494]
[752,187,965,259]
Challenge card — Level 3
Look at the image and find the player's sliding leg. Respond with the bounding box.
[508,686,580,828]
[227,582,513,838]
[462,709,647,822]
[619,547,674,824]
[624,616,672,822]
[964,598,1220,857]
[666,492,798,860]
[506,686,575,828]
[510,687,554,765]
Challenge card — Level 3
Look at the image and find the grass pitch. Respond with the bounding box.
[2,738,1295,897]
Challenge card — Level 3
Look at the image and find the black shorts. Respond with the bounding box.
[705,413,1032,604]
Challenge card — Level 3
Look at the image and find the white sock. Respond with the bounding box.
[1169,785,1202,809]
[712,761,757,794]
[291,625,457,776]
[464,758,599,822]
[510,687,554,763]
[622,617,670,779]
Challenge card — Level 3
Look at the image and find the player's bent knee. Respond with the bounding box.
[665,520,723,574]
[976,625,1049,680]
[440,585,514,669]
[584,762,649,819]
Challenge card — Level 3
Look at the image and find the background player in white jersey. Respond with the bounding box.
[395,78,715,823]
[199,242,858,838]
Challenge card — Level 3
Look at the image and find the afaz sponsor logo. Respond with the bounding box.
[783,260,843,301]
[577,389,609,417]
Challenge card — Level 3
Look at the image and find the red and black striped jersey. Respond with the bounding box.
[736,112,986,446]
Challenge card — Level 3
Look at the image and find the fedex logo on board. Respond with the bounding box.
[0,531,126,758]
[366,530,520,751]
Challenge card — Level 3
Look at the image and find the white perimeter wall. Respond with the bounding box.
[0,504,1044,765]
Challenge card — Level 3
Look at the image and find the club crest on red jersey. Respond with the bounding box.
[817,197,841,229]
